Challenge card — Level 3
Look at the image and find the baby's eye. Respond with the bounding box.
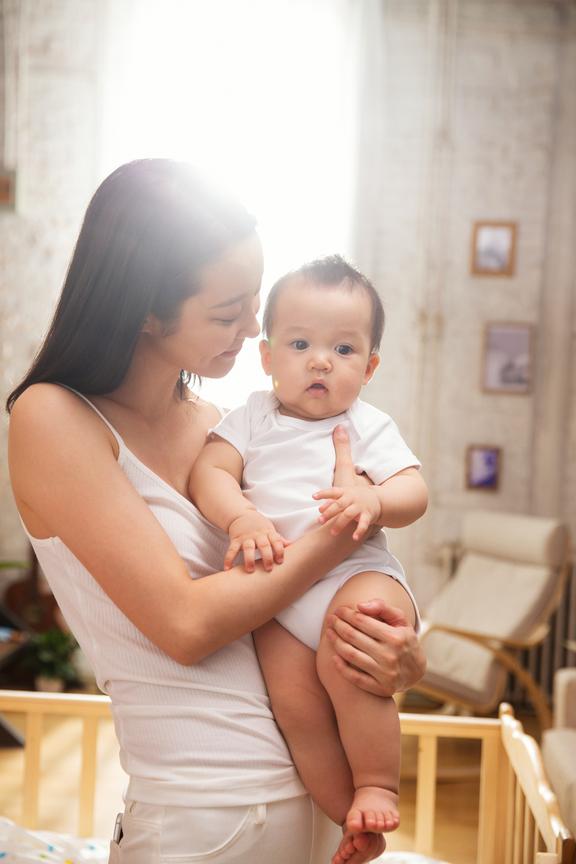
[290,339,309,351]
[335,344,354,356]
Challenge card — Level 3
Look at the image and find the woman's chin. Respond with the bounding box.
[200,355,238,378]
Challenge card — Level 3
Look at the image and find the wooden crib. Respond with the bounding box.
[0,690,573,864]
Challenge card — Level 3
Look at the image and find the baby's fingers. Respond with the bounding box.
[242,539,256,572]
[330,503,361,535]
[312,487,343,502]
[224,540,241,570]
[256,535,274,571]
[352,511,372,542]
[271,535,287,564]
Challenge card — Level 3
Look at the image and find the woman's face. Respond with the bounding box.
[147,233,263,378]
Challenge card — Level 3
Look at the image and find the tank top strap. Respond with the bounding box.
[61,385,126,451]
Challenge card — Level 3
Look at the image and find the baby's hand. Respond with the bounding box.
[313,485,382,541]
[226,510,288,572]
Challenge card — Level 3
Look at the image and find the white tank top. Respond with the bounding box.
[23,391,305,807]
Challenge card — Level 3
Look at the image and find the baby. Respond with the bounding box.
[189,255,428,861]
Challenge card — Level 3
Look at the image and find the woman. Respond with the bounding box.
[7,160,425,864]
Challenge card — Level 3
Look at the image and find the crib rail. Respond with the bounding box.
[0,690,574,863]
[0,690,111,837]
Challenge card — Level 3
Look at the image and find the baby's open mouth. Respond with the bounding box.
[308,383,328,392]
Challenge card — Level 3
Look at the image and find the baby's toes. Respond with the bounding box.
[363,810,378,832]
[373,811,387,832]
[384,809,400,831]
[346,808,365,834]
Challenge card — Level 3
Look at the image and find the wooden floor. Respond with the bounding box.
[0,704,538,864]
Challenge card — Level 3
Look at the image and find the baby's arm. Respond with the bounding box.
[315,467,428,540]
[189,436,287,571]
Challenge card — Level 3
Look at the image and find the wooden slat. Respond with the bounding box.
[79,716,99,837]
[414,734,437,855]
[514,781,525,864]
[22,712,42,828]
[477,734,501,864]
[505,759,517,864]
[523,801,535,864]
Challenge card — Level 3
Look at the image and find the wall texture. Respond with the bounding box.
[0,1,574,613]
[0,0,101,560]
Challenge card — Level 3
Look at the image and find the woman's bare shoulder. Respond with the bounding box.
[9,383,115,452]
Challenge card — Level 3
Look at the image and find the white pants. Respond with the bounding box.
[108,796,341,864]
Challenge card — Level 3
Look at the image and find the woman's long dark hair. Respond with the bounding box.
[6,159,256,412]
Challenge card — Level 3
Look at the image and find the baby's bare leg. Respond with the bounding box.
[317,572,416,840]
[254,619,354,825]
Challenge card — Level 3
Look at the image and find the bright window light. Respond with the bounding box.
[101,0,356,407]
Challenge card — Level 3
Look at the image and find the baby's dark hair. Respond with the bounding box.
[262,254,384,353]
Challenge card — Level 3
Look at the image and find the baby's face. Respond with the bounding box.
[260,278,379,421]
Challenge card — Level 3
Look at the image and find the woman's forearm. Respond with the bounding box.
[171,521,359,664]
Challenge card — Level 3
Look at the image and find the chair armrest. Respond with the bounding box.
[422,621,550,651]
[554,668,576,729]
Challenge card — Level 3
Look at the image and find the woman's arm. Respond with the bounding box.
[9,385,359,666]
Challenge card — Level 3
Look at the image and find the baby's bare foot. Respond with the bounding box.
[331,830,386,864]
[346,785,399,835]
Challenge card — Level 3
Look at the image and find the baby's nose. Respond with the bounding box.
[308,351,332,370]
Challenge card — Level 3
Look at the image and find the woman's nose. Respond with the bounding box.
[240,310,261,339]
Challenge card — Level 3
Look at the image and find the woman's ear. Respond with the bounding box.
[259,339,273,375]
[363,353,380,384]
[141,314,162,336]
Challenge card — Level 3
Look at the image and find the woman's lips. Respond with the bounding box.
[220,345,243,358]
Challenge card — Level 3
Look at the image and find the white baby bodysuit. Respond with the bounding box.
[213,391,421,649]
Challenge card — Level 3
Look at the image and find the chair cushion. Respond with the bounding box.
[542,729,576,834]
[462,511,568,567]
[422,553,559,705]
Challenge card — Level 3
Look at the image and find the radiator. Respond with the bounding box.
[504,563,576,705]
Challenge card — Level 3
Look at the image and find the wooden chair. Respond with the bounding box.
[410,510,571,730]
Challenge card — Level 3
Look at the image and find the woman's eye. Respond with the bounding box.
[215,317,239,326]
[291,339,309,351]
[335,344,353,356]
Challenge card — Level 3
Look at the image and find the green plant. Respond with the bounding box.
[25,628,79,683]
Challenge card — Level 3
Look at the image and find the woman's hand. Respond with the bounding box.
[326,600,426,697]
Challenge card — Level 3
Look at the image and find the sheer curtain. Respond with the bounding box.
[99,0,379,408]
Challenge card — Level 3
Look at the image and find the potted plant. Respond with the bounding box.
[25,628,79,692]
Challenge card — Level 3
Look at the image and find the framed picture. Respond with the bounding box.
[0,170,16,210]
[482,322,533,394]
[471,221,517,276]
[466,445,501,491]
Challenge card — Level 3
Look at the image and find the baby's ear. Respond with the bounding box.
[363,352,380,384]
[259,340,273,375]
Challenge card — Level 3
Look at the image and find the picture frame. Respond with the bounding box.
[466,445,501,491]
[0,169,16,210]
[471,221,517,277]
[482,322,533,394]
